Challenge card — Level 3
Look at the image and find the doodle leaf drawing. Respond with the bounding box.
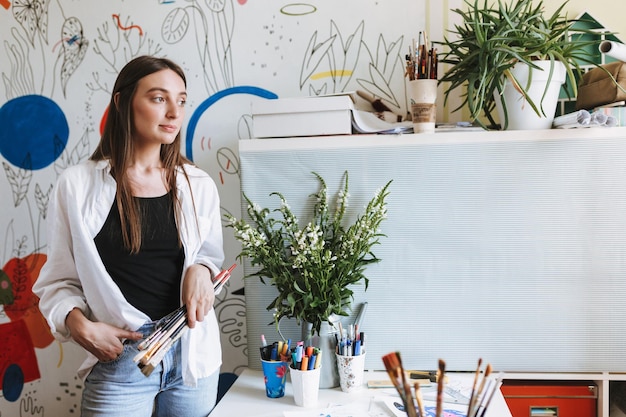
[3,160,33,208]
[2,28,36,99]
[59,17,89,97]
[300,21,364,94]
[162,1,235,95]
[357,34,405,111]
[12,0,51,47]
[328,20,363,92]
[161,8,190,45]
[53,127,91,175]
[34,183,52,220]
[299,31,336,90]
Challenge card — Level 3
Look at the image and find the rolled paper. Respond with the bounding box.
[599,41,626,62]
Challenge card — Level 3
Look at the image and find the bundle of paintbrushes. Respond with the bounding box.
[381,353,501,417]
[382,351,423,417]
[133,263,236,376]
[466,359,502,417]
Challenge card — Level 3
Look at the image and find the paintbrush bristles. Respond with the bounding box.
[382,352,417,417]
[382,354,497,417]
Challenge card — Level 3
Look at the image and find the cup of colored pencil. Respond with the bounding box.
[133,263,236,377]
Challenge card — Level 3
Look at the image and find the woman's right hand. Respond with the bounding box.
[65,308,143,362]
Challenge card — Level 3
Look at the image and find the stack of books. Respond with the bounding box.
[251,92,413,138]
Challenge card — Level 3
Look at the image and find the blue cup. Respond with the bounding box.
[261,359,288,398]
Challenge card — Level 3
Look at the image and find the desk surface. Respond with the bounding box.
[211,368,512,417]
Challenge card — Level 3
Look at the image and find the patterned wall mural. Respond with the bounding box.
[0,0,455,414]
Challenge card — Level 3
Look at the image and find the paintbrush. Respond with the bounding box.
[414,381,425,417]
[213,263,236,292]
[140,324,188,376]
[477,372,503,417]
[468,363,492,417]
[356,90,405,121]
[357,90,393,112]
[436,359,445,417]
[137,314,187,366]
[134,264,236,375]
[397,353,418,417]
[382,352,417,417]
[467,358,483,415]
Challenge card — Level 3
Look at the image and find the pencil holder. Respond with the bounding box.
[289,365,321,407]
[336,352,366,393]
[260,359,288,398]
[409,79,438,133]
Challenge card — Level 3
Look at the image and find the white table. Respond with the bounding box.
[210,368,513,417]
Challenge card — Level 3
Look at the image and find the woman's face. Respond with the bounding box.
[131,68,187,148]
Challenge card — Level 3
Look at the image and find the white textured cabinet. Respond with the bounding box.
[239,127,626,417]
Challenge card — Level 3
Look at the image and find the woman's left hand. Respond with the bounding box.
[182,264,215,328]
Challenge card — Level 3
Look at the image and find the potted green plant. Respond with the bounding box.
[437,0,606,130]
[226,172,391,388]
[226,171,391,337]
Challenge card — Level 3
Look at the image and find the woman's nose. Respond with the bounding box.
[167,103,182,118]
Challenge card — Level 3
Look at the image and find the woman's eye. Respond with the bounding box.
[178,99,187,107]
[153,97,165,103]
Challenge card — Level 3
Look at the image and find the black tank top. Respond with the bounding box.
[94,194,184,320]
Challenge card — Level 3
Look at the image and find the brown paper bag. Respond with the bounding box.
[576,61,626,110]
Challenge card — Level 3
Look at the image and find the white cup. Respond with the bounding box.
[336,352,366,393]
[409,79,438,133]
[289,366,321,407]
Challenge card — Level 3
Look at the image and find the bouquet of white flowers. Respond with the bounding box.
[225,171,391,335]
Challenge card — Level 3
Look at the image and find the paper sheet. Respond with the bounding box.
[382,397,467,417]
[351,109,413,134]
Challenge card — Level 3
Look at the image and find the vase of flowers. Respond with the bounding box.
[226,171,391,387]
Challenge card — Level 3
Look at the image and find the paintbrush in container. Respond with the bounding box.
[467,358,483,415]
[468,363,492,417]
[382,352,418,417]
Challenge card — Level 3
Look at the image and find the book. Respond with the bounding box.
[252,93,356,138]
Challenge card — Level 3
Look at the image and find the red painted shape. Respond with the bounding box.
[3,254,54,348]
[112,14,144,36]
[0,320,41,387]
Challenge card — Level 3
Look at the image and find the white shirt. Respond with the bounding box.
[32,159,224,386]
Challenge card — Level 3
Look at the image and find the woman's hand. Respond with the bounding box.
[65,308,143,362]
[182,264,216,328]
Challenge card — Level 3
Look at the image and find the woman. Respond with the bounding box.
[33,56,225,416]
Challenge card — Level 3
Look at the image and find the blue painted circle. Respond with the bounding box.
[2,363,24,402]
[185,86,277,161]
[0,95,69,170]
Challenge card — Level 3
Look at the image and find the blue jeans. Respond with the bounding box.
[81,322,219,417]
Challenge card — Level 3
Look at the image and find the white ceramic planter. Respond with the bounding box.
[494,60,566,130]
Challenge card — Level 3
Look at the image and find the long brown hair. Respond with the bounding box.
[90,55,191,254]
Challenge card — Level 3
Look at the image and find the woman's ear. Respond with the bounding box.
[113,92,121,110]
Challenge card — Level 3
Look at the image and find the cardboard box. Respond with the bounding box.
[501,380,597,417]
[252,95,354,138]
